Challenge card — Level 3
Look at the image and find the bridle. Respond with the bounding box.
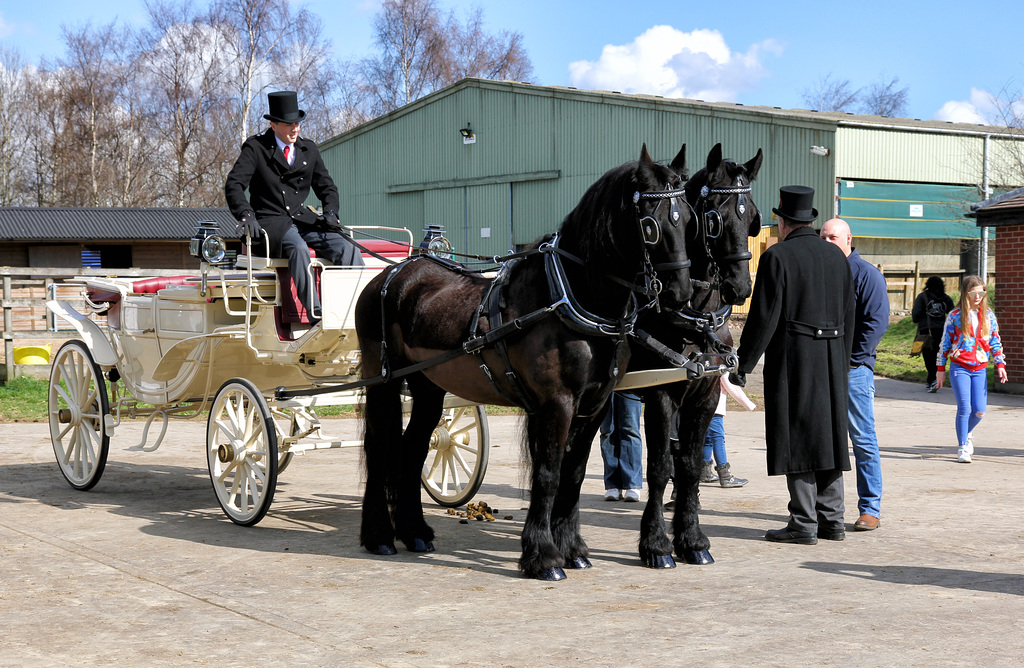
[628,185,691,311]
[689,175,760,286]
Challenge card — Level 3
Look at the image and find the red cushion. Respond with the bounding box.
[132,275,194,293]
[360,240,410,258]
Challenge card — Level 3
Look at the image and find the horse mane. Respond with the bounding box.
[557,161,636,264]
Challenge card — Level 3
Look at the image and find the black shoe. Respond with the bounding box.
[817,528,846,541]
[765,527,818,544]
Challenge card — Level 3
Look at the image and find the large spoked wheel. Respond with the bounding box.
[207,378,278,526]
[421,405,489,507]
[48,340,110,491]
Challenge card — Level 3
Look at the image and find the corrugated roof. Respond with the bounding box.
[0,207,238,241]
[966,185,1024,226]
[322,78,1019,150]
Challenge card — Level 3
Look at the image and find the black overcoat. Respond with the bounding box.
[224,129,340,255]
[736,225,855,475]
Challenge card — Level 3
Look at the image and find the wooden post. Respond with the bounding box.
[3,275,12,382]
[913,261,921,303]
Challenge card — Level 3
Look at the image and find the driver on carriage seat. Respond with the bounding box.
[225,90,363,323]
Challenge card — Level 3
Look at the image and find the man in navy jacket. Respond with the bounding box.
[225,91,363,322]
[821,217,889,532]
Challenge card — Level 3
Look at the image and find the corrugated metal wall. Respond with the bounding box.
[320,80,838,259]
[836,127,986,185]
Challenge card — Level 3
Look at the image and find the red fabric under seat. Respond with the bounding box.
[131,275,195,293]
[360,239,410,259]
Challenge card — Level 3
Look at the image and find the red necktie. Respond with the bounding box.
[283,145,291,163]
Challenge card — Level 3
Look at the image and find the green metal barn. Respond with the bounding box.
[318,78,1024,306]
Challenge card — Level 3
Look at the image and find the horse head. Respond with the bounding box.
[684,143,764,306]
[628,143,693,311]
[559,143,693,316]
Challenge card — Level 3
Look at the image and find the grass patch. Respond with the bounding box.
[0,375,49,422]
[874,315,927,383]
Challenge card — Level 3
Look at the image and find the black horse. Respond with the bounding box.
[627,143,763,569]
[354,145,693,580]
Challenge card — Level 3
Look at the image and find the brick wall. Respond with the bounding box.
[995,225,1024,385]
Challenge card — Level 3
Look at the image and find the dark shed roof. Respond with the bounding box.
[967,187,1024,227]
[0,207,237,242]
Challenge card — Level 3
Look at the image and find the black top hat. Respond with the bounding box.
[772,185,818,223]
[264,91,306,123]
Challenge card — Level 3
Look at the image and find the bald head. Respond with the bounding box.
[820,218,852,257]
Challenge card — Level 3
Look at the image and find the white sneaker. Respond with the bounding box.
[966,434,975,456]
[957,446,972,464]
[604,488,621,501]
[623,489,642,502]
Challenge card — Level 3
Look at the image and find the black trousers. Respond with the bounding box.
[280,222,365,317]
[785,469,845,532]
[920,327,943,384]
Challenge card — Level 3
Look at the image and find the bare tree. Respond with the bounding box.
[861,76,909,118]
[215,0,328,143]
[802,73,859,112]
[58,22,128,206]
[138,0,234,206]
[442,7,533,83]
[360,0,448,115]
[358,1,533,117]
[0,47,29,205]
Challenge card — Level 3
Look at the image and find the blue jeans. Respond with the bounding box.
[848,365,882,518]
[599,392,643,490]
[949,364,987,446]
[702,414,727,465]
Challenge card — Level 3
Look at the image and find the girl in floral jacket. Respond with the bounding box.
[936,275,1008,463]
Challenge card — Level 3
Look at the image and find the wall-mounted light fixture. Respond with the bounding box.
[810,145,830,157]
[460,124,476,145]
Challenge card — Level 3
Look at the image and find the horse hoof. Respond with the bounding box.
[407,538,435,553]
[680,549,714,565]
[536,567,567,581]
[643,553,677,569]
[367,544,397,556]
[565,556,592,570]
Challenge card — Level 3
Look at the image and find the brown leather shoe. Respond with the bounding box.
[854,514,880,531]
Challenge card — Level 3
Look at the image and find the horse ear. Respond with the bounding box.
[670,144,686,174]
[745,148,764,180]
[706,142,723,175]
[640,143,654,165]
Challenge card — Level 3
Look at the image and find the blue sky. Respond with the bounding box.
[2,0,1022,124]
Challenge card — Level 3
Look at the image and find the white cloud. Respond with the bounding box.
[934,88,998,124]
[567,26,781,102]
[0,12,14,40]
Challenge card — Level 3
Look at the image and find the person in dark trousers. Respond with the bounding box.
[912,276,955,392]
[820,218,889,532]
[731,186,855,545]
[225,90,363,322]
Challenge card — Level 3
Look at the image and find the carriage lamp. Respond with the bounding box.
[189,220,229,265]
[419,224,453,259]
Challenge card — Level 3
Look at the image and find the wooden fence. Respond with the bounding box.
[1,267,187,381]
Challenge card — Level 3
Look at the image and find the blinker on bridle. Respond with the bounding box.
[633,187,686,246]
[696,179,759,264]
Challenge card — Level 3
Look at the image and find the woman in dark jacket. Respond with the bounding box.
[911,275,955,392]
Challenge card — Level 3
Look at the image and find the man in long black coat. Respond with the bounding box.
[225,90,363,322]
[731,186,855,545]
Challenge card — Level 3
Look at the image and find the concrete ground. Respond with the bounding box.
[2,375,1023,667]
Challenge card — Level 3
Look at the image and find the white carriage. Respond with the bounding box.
[45,223,488,526]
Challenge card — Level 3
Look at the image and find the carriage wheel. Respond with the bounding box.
[48,340,110,491]
[207,378,278,526]
[421,405,490,507]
